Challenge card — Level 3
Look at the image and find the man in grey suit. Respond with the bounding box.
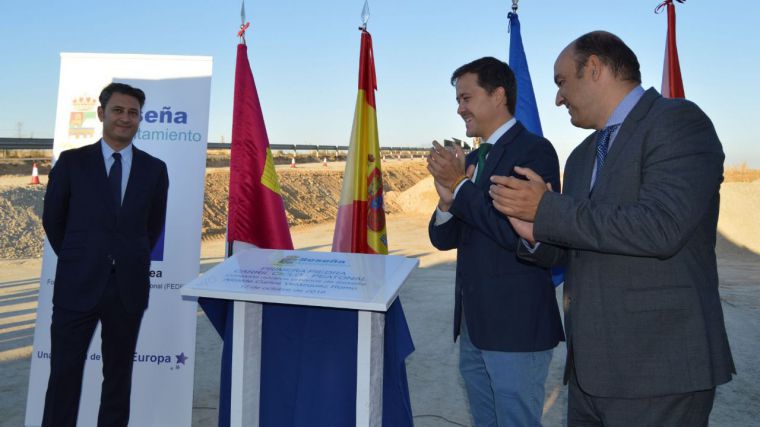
[488,31,734,426]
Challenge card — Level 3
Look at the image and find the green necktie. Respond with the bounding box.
[475,143,492,184]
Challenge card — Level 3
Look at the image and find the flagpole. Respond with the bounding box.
[203,5,295,424]
[239,0,247,45]
[360,0,370,31]
[227,1,249,260]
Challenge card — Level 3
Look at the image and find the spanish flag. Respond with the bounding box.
[332,29,387,255]
[330,29,414,426]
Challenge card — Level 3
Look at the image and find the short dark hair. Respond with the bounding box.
[572,31,641,84]
[99,82,146,109]
[451,57,517,115]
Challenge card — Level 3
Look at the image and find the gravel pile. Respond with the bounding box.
[0,186,46,258]
[0,161,431,259]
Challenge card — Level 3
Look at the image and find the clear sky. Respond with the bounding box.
[0,1,757,167]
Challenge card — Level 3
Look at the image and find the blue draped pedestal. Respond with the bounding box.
[200,298,414,426]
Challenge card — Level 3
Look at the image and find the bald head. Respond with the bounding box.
[569,31,641,84]
[553,31,642,130]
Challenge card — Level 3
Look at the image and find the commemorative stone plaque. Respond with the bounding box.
[182,247,418,312]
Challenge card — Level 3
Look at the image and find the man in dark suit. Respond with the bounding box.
[427,57,564,426]
[490,32,735,426]
[41,82,169,427]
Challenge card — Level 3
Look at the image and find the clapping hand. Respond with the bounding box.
[489,166,548,221]
[428,141,467,211]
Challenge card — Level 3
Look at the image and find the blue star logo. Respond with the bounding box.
[175,352,188,365]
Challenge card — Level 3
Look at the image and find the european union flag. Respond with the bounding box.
[509,12,564,286]
[508,12,542,136]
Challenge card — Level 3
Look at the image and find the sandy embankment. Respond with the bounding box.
[0,160,432,258]
[717,181,760,255]
[377,175,760,259]
[1,162,758,259]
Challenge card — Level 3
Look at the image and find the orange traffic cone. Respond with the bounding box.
[290,157,296,168]
[30,162,40,185]
[322,158,328,167]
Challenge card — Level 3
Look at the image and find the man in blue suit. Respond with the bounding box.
[427,57,564,426]
[41,83,169,427]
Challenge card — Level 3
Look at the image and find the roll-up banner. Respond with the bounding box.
[25,53,212,426]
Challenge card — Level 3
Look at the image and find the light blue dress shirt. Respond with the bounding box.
[589,86,645,186]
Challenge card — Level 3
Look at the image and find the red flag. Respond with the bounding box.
[228,43,293,250]
[332,30,387,255]
[659,0,686,98]
[199,37,296,427]
[201,43,295,326]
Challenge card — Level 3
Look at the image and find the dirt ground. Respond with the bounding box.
[202,159,429,238]
[1,159,759,425]
[0,159,429,258]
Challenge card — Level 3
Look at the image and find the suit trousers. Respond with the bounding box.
[42,270,144,427]
[459,317,552,427]
[568,366,715,427]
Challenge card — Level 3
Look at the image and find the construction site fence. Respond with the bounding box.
[0,138,434,158]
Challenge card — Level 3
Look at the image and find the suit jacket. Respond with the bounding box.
[520,88,735,397]
[43,140,169,314]
[429,121,564,352]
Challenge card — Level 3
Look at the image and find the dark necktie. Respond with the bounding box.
[109,152,122,207]
[595,124,620,174]
[475,143,493,185]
